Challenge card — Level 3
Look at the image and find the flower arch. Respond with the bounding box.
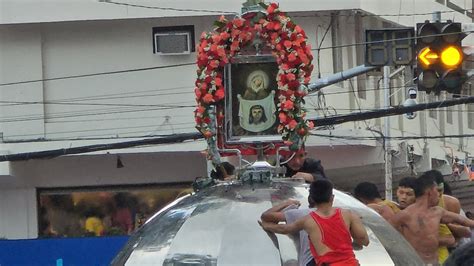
[194,3,314,151]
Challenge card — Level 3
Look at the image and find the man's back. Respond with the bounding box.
[303,208,359,266]
[393,204,444,264]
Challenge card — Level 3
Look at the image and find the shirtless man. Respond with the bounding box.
[260,179,369,266]
[354,182,396,221]
[396,177,417,210]
[390,172,474,264]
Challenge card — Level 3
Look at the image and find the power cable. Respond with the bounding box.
[0,62,195,87]
[310,133,474,140]
[101,0,239,14]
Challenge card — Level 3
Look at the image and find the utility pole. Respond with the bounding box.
[383,66,393,201]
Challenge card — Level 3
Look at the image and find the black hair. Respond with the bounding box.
[210,162,235,180]
[354,182,381,201]
[424,169,453,195]
[443,241,474,266]
[398,177,417,190]
[425,170,444,185]
[414,172,437,197]
[248,105,267,124]
[309,179,333,204]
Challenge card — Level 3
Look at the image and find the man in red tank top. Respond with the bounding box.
[259,180,369,266]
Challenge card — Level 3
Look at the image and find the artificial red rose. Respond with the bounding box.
[217,47,226,58]
[215,77,223,86]
[202,93,214,104]
[233,18,244,28]
[297,127,307,136]
[288,119,298,130]
[214,88,225,100]
[273,23,281,31]
[194,87,202,99]
[279,112,288,123]
[197,105,205,114]
[220,31,230,40]
[209,60,219,70]
[295,25,303,34]
[230,41,240,52]
[266,22,275,30]
[200,82,208,91]
[204,76,213,83]
[284,90,294,98]
[203,117,211,124]
[195,116,202,124]
[275,43,283,51]
[288,53,297,62]
[283,40,292,50]
[286,73,296,81]
[210,44,218,52]
[281,64,290,71]
[283,100,294,111]
[308,121,315,129]
[211,34,221,44]
[288,80,300,89]
[267,3,278,14]
[200,40,209,50]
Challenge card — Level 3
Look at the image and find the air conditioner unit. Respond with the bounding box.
[154,32,191,55]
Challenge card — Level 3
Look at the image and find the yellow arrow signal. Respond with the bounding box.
[418,47,438,67]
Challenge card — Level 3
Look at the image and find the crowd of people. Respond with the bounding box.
[258,149,474,266]
[39,193,151,238]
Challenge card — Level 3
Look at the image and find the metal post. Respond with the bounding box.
[383,66,393,201]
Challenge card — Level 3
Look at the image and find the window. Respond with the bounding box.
[152,25,195,55]
[38,183,192,238]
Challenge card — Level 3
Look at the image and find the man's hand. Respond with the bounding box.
[291,172,314,183]
[284,199,301,208]
[258,220,272,231]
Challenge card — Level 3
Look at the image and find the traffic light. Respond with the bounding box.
[415,20,466,95]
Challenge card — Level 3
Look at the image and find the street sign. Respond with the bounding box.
[365,28,415,66]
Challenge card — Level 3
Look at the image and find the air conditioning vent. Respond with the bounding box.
[152,25,195,55]
[154,32,191,55]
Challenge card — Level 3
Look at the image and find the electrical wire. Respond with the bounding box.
[101,0,239,14]
[0,62,196,87]
[310,133,474,140]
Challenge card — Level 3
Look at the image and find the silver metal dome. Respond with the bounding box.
[112,180,423,265]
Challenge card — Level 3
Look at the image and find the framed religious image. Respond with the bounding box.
[224,55,282,144]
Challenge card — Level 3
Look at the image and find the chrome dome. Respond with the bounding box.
[112,180,423,266]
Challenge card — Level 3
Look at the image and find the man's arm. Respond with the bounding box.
[259,216,306,235]
[261,199,300,223]
[389,211,408,232]
[348,210,369,246]
[439,234,456,247]
[441,209,474,228]
[443,195,471,238]
[291,172,314,183]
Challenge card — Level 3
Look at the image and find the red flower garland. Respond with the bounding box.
[195,3,314,151]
